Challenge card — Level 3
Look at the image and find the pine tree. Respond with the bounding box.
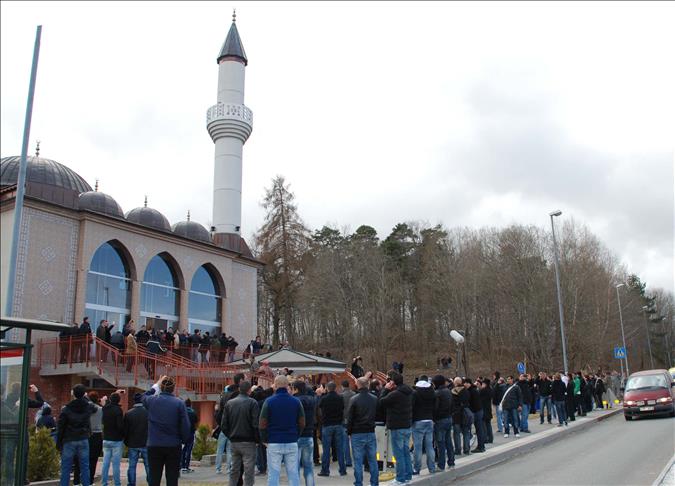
[27,426,60,481]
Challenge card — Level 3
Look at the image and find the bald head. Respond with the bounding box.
[356,377,369,390]
[274,375,289,389]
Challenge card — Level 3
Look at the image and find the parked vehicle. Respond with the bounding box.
[623,369,675,421]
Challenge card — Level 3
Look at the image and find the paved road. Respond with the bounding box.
[452,414,675,486]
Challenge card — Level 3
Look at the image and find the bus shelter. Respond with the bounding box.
[1,316,70,486]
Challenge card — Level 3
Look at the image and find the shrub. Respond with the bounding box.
[27,426,60,481]
[191,424,216,461]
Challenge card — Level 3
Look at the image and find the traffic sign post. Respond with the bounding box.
[613,346,626,360]
[517,362,526,375]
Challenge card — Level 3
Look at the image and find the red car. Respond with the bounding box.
[623,369,675,420]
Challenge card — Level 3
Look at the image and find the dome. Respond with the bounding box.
[172,220,211,243]
[1,156,92,208]
[78,191,124,218]
[126,206,171,232]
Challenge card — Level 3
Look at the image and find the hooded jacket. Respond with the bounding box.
[379,384,413,430]
[412,386,436,422]
[56,397,98,449]
[450,386,469,425]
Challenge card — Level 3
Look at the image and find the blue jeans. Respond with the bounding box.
[452,422,471,454]
[504,408,519,435]
[520,404,530,431]
[554,401,567,424]
[389,428,412,483]
[540,396,553,423]
[267,442,300,486]
[297,437,315,486]
[342,425,352,466]
[60,439,90,486]
[101,440,123,486]
[495,405,503,432]
[473,409,485,449]
[433,418,454,469]
[127,447,149,486]
[351,433,378,486]
[181,435,195,469]
[215,431,232,473]
[412,421,435,473]
[321,425,345,475]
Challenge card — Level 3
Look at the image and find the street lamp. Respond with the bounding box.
[549,210,568,374]
[641,305,655,369]
[616,283,630,376]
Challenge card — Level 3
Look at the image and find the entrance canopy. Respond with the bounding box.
[231,349,347,374]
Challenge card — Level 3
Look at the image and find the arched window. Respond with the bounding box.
[140,254,180,331]
[188,265,222,335]
[85,241,131,333]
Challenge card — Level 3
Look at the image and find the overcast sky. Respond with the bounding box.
[1,1,673,292]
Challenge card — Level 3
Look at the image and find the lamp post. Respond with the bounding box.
[549,210,568,374]
[641,305,655,369]
[616,283,629,375]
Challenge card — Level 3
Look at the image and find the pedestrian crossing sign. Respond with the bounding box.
[613,346,626,359]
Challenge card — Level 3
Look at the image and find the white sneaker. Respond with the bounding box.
[504,433,509,438]
[515,433,520,438]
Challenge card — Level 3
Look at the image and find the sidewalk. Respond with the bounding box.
[175,406,621,486]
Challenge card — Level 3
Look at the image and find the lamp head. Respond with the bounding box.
[616,283,625,289]
[549,210,562,217]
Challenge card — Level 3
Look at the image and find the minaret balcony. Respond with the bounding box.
[206,102,253,142]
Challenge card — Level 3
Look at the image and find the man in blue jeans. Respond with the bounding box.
[57,384,98,486]
[379,370,413,485]
[347,377,379,486]
[536,372,553,425]
[317,382,346,476]
[432,375,454,470]
[124,393,150,486]
[259,375,305,486]
[501,376,523,438]
[101,392,125,486]
[411,378,436,474]
[517,374,532,433]
[292,380,317,486]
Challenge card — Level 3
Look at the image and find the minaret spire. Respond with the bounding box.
[144,195,148,207]
[35,140,41,157]
[95,179,99,192]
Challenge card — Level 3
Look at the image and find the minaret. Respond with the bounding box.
[207,10,253,250]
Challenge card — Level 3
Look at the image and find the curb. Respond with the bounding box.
[652,453,675,486]
[411,409,623,486]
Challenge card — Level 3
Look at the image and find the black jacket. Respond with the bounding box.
[296,393,317,437]
[222,394,259,443]
[372,389,386,424]
[379,384,413,430]
[347,389,378,434]
[102,403,125,441]
[492,383,507,405]
[468,386,482,413]
[450,386,470,425]
[537,378,552,397]
[187,407,199,434]
[595,378,606,395]
[124,403,149,448]
[57,397,98,449]
[433,386,452,421]
[412,386,436,422]
[565,380,575,403]
[318,391,344,427]
[517,380,532,404]
[551,379,567,402]
[501,384,523,410]
[215,385,240,425]
[479,386,493,419]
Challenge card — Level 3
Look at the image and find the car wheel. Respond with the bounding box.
[624,415,633,421]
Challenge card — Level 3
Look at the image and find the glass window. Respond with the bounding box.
[188,266,221,324]
[89,242,129,278]
[141,254,179,319]
[86,274,130,309]
[144,255,178,287]
[625,374,669,390]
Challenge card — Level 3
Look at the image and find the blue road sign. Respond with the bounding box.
[614,347,626,359]
[517,362,526,374]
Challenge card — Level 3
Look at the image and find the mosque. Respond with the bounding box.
[0,14,259,410]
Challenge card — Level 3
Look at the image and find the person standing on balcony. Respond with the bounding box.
[142,375,191,486]
[227,335,239,363]
[96,320,110,363]
[125,325,138,373]
[79,317,92,362]
[124,393,150,486]
[101,392,125,486]
[252,335,263,356]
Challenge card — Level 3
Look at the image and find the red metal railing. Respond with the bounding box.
[37,335,242,397]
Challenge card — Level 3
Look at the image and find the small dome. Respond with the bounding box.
[78,191,124,218]
[172,220,211,243]
[1,155,92,193]
[126,206,171,232]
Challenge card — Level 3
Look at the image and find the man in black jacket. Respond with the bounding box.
[412,377,436,473]
[292,381,317,486]
[57,384,98,486]
[501,376,522,438]
[223,381,259,486]
[101,392,125,486]
[215,373,245,475]
[432,375,454,470]
[536,372,553,425]
[317,382,346,477]
[517,375,533,433]
[466,378,485,453]
[124,393,149,486]
[479,379,494,444]
[492,378,507,433]
[551,373,568,426]
[450,377,471,455]
[379,370,413,484]
[347,377,378,486]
